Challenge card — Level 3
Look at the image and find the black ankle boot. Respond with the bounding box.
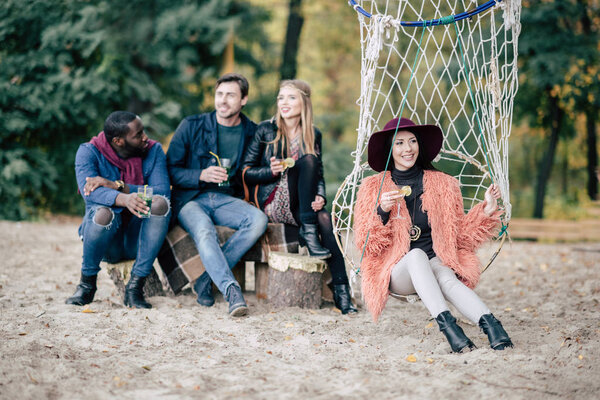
[65,273,97,305]
[193,273,215,307]
[479,313,513,350]
[124,274,152,309]
[299,224,331,259]
[435,311,476,353]
[328,282,358,314]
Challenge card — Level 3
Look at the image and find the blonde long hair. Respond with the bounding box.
[271,80,316,157]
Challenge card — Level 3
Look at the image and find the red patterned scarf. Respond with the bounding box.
[90,131,156,185]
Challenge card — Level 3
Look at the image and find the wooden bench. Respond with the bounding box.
[508,218,600,242]
[155,223,334,304]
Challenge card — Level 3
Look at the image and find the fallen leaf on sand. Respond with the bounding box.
[348,338,356,343]
[142,366,151,371]
[82,306,95,313]
[285,336,292,341]
[426,358,434,364]
[425,322,434,329]
[406,354,417,362]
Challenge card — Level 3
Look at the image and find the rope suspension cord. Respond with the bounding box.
[356,22,428,274]
[451,18,509,239]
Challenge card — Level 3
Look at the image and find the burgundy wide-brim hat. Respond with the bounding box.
[367,117,443,172]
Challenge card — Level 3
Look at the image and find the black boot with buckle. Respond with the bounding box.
[299,224,331,259]
[328,282,358,314]
[65,273,97,305]
[124,274,152,309]
[435,310,476,353]
[479,313,513,350]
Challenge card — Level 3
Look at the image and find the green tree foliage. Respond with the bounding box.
[0,0,271,220]
[516,0,591,218]
[561,0,600,200]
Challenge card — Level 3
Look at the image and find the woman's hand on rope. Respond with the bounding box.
[379,190,403,213]
[269,156,285,176]
[311,195,325,212]
[483,184,500,216]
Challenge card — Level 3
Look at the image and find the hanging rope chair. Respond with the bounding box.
[332,0,522,300]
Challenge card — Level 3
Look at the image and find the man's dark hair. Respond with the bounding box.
[216,73,249,98]
[104,111,137,142]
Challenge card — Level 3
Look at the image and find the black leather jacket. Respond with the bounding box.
[241,120,326,208]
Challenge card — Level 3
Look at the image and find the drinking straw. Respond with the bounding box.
[144,184,147,197]
[208,151,222,167]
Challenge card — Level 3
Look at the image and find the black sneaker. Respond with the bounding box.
[226,284,248,317]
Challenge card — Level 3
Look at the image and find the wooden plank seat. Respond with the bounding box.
[156,223,335,303]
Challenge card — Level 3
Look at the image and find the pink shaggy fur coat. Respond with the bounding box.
[354,170,501,321]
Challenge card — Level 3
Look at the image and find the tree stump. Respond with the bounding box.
[104,260,165,300]
[266,252,326,309]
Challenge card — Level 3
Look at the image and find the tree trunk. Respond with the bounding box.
[280,0,304,80]
[533,94,563,218]
[586,109,598,200]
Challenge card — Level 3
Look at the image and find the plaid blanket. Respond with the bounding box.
[157,223,299,294]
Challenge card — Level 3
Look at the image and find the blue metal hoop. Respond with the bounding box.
[347,0,501,27]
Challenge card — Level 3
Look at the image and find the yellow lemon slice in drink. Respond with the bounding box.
[399,185,412,196]
[282,157,295,169]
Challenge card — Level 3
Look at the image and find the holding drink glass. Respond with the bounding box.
[137,186,153,218]
[392,185,412,219]
[219,158,232,187]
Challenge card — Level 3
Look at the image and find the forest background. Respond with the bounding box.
[1,0,599,221]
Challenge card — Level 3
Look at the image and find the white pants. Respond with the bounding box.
[389,249,490,323]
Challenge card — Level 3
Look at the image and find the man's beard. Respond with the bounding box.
[123,142,148,158]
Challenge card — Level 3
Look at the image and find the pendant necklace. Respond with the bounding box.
[408,190,421,241]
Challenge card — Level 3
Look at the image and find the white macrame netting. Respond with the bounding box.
[333,0,522,280]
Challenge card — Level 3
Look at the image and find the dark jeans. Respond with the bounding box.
[80,197,170,277]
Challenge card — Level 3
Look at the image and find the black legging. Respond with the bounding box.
[287,154,320,225]
[317,209,349,285]
[287,154,349,285]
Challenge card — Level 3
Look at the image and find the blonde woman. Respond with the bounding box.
[242,80,357,314]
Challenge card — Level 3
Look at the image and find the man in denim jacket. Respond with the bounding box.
[167,73,267,317]
[67,111,171,309]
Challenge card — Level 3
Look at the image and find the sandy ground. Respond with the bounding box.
[1,218,599,400]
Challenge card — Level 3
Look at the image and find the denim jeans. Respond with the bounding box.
[177,192,268,295]
[80,200,170,277]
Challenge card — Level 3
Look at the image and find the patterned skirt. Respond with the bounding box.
[264,174,297,226]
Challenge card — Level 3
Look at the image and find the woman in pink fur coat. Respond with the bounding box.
[354,117,513,353]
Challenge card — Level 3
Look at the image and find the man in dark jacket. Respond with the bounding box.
[167,73,268,317]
